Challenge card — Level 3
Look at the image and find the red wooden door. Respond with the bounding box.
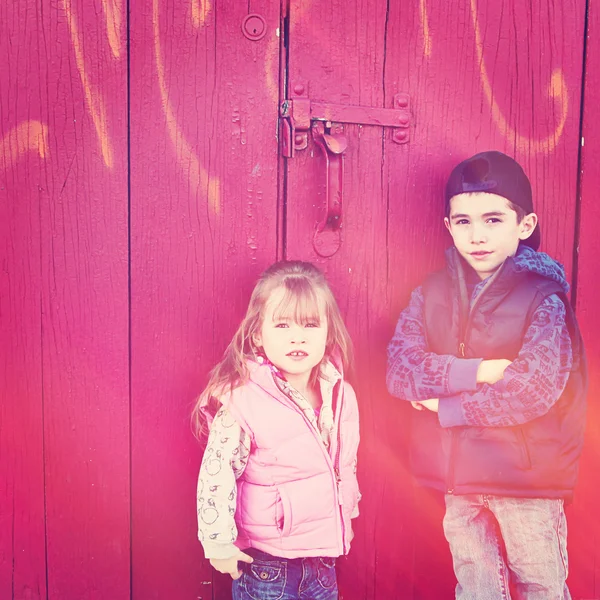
[283,0,588,598]
[1,1,130,599]
[2,1,599,600]
[129,2,282,599]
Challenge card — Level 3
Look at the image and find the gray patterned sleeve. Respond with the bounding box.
[387,286,464,400]
[197,407,251,559]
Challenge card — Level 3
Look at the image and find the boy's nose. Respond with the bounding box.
[470,224,487,243]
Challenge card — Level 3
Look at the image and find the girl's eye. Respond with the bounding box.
[274,323,288,328]
[305,322,320,328]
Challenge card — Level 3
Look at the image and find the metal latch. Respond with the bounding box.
[279,85,411,258]
[280,88,411,158]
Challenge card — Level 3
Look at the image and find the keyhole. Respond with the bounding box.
[242,14,266,41]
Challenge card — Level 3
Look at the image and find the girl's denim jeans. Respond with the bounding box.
[232,548,338,600]
[443,494,570,600]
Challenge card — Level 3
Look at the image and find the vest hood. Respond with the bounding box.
[511,245,570,294]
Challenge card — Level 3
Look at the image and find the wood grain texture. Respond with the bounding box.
[384,1,586,596]
[1,0,597,599]
[286,0,586,597]
[285,1,416,598]
[39,1,130,599]
[0,4,46,599]
[570,0,600,596]
[129,2,280,598]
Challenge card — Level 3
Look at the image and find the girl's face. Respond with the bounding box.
[254,285,328,389]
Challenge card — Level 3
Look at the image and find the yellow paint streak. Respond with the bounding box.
[419,0,432,58]
[264,35,279,105]
[292,0,313,23]
[62,0,114,168]
[191,0,211,28]
[470,0,568,154]
[102,0,124,58]
[0,121,49,169]
[153,0,220,214]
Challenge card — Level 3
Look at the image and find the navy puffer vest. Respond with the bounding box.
[411,254,587,499]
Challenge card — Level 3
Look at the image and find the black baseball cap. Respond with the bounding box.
[445,151,540,250]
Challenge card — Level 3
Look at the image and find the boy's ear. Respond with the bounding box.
[519,212,538,241]
[444,217,451,232]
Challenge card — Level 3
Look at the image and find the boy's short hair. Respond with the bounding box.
[445,151,540,250]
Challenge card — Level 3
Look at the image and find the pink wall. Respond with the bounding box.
[1,1,599,599]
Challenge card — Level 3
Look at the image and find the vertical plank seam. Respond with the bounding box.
[38,32,50,590]
[41,171,49,600]
[126,0,133,598]
[280,0,291,260]
[382,0,390,291]
[572,0,591,311]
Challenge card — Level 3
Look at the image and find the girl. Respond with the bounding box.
[193,261,360,600]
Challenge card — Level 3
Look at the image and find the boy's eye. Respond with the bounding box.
[487,217,502,224]
[456,219,470,225]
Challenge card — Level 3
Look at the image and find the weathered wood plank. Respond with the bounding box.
[129,2,280,598]
[0,4,47,598]
[286,0,586,598]
[570,0,600,596]
[39,1,130,598]
[284,1,416,598]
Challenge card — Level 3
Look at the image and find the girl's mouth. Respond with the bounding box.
[286,350,308,358]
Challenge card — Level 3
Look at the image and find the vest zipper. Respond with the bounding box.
[272,376,347,555]
[333,391,347,555]
[458,263,505,359]
[452,263,507,493]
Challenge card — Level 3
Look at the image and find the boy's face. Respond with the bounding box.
[444,192,538,280]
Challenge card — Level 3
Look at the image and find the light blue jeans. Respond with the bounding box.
[443,494,570,600]
[232,548,338,600]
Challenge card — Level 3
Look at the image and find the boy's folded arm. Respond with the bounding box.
[387,286,483,401]
[438,295,573,428]
[197,408,250,558]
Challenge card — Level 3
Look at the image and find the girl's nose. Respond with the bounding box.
[290,324,306,343]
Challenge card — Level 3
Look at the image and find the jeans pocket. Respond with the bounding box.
[242,560,287,600]
[316,557,337,590]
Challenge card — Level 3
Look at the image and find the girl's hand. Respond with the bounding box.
[411,399,439,412]
[209,551,254,580]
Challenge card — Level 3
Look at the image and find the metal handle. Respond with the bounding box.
[311,121,348,258]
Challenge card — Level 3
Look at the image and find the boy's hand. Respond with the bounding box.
[476,359,512,385]
[411,399,439,412]
[209,551,254,580]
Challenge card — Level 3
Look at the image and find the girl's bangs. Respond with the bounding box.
[271,279,322,325]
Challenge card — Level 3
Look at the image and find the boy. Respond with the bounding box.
[387,151,587,599]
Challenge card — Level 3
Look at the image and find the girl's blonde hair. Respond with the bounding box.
[192,260,353,436]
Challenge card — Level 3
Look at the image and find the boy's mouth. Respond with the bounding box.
[470,250,492,257]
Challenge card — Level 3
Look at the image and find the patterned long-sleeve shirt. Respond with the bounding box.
[197,361,352,560]
[387,284,573,428]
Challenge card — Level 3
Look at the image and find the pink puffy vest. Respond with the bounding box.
[220,361,360,559]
